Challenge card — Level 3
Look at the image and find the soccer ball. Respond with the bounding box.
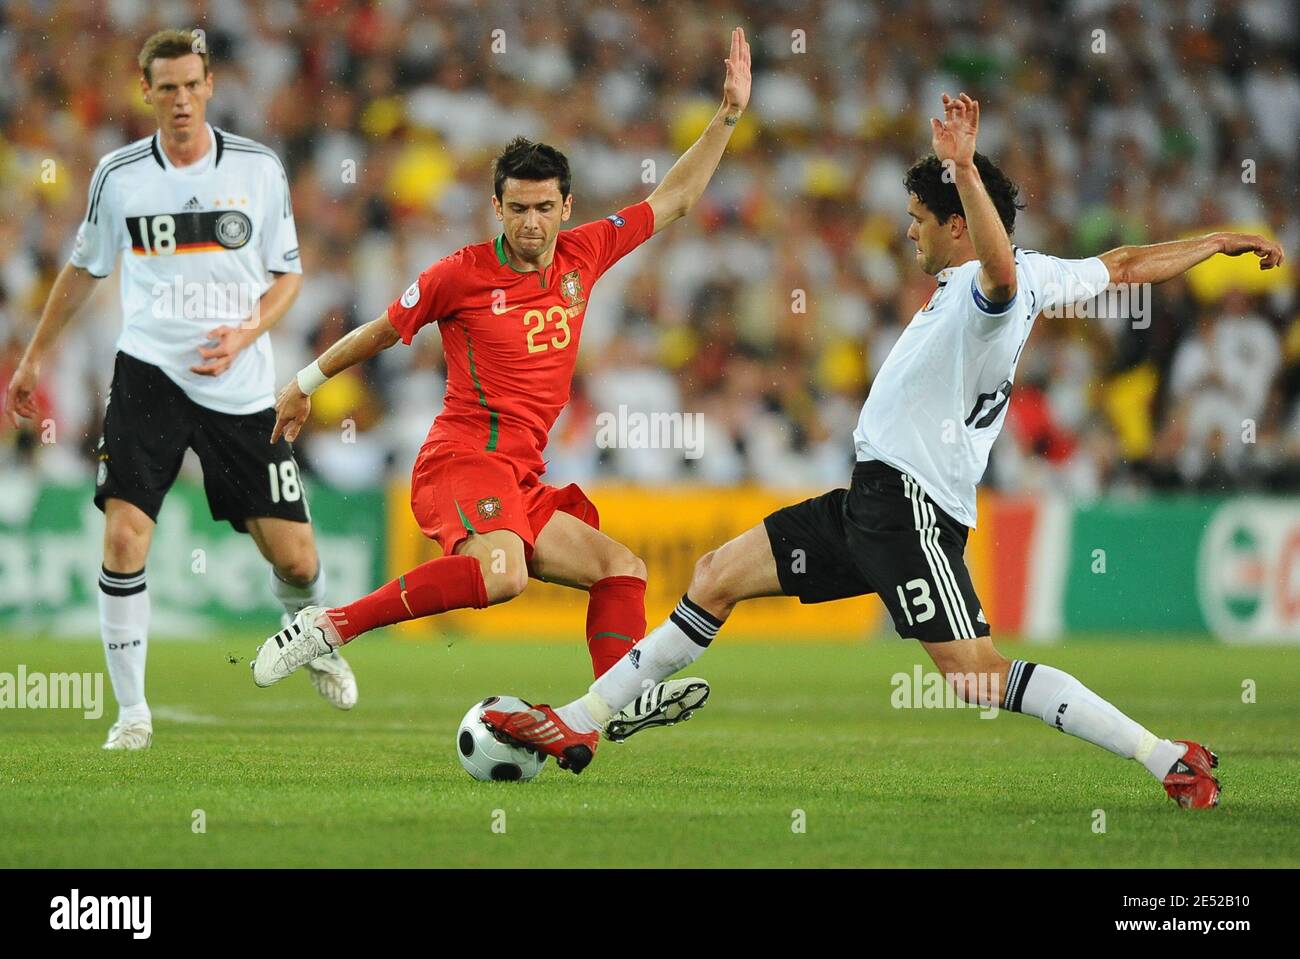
[456,695,546,782]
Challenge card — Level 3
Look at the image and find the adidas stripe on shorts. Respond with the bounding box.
[762,460,991,643]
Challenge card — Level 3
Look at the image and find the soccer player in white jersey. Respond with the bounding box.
[3,29,358,749]
[484,94,1284,808]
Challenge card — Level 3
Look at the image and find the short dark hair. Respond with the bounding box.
[138,29,210,85]
[903,152,1025,234]
[492,137,571,201]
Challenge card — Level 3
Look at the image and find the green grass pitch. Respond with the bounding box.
[2,634,1297,868]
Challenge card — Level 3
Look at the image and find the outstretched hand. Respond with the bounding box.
[271,380,311,444]
[1219,233,1285,270]
[931,92,979,168]
[721,26,752,115]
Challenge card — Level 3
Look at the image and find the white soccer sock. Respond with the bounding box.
[558,595,720,734]
[99,567,151,725]
[1004,660,1185,780]
[270,563,326,617]
[556,696,604,735]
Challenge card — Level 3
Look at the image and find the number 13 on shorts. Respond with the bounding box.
[895,578,935,626]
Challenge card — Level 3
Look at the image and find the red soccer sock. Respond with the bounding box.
[586,575,647,678]
[328,554,488,643]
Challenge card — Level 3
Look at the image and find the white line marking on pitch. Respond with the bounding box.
[151,705,223,725]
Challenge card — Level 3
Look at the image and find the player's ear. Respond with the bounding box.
[140,75,152,104]
[560,194,573,222]
[491,196,503,221]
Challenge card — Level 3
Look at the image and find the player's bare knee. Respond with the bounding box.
[274,552,318,587]
[930,642,1009,706]
[472,544,528,603]
[103,519,150,570]
[600,544,646,582]
[481,564,527,604]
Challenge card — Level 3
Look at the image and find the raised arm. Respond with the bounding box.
[1099,232,1284,286]
[5,262,101,427]
[270,313,402,443]
[645,26,751,235]
[932,92,1016,303]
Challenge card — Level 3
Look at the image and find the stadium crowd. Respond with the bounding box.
[1,0,1297,499]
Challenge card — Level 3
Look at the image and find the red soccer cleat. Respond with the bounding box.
[480,703,599,774]
[1162,740,1221,809]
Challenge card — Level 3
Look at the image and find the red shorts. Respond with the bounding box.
[410,445,599,558]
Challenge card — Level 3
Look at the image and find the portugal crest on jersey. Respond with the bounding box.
[560,269,586,309]
[476,497,503,520]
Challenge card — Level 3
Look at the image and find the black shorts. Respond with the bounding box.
[763,460,990,643]
[94,351,310,533]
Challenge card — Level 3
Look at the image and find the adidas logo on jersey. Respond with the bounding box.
[182,196,202,211]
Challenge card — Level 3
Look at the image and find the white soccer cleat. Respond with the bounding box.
[102,721,153,750]
[305,651,358,710]
[253,604,338,688]
[604,677,711,742]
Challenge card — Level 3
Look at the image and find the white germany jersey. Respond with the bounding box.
[853,249,1110,527]
[70,125,301,415]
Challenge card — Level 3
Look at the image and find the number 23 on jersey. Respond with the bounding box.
[522,305,571,354]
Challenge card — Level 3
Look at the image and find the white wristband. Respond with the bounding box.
[296,360,329,396]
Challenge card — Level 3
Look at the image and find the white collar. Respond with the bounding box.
[154,123,216,174]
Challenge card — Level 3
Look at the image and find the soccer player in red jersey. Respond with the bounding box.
[251,28,752,756]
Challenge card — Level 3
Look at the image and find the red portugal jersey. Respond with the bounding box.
[387,202,654,476]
